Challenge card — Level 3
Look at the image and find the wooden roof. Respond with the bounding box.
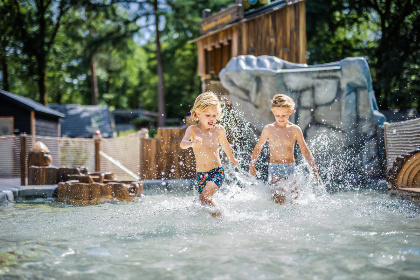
[189,0,292,44]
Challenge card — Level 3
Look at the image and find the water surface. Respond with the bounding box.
[1,177,419,279]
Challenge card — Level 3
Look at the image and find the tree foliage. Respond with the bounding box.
[306,0,419,110]
[1,0,418,122]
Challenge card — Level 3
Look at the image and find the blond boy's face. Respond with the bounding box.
[271,107,293,126]
[196,105,218,129]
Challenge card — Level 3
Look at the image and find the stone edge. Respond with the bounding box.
[0,179,196,205]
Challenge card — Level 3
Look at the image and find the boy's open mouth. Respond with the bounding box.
[208,122,214,126]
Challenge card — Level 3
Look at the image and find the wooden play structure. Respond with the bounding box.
[386,149,420,203]
[189,0,306,89]
[384,119,420,203]
[26,141,143,205]
[56,180,143,206]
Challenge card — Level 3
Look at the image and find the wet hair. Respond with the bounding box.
[271,94,295,111]
[190,91,222,121]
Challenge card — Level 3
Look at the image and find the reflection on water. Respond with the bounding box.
[1,172,419,279]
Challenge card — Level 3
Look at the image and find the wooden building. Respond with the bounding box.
[0,90,64,137]
[189,0,307,89]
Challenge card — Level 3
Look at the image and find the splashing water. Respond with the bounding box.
[1,178,419,279]
[1,108,419,279]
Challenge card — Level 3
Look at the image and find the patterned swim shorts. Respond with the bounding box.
[196,166,225,194]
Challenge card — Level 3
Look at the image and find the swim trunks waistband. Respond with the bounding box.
[268,163,295,180]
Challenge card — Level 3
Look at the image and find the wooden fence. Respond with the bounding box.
[142,127,196,180]
[0,126,196,185]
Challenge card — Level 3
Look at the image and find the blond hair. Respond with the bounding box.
[271,94,295,111]
[190,91,222,121]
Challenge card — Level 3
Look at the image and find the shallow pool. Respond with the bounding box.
[1,175,419,279]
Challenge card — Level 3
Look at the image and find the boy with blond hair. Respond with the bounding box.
[249,94,322,204]
[181,91,239,216]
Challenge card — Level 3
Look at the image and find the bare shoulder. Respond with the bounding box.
[259,124,272,139]
[214,124,226,135]
[184,124,199,137]
[264,123,275,131]
[288,123,303,136]
[288,122,301,130]
[186,124,198,133]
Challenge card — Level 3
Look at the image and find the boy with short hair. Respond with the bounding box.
[181,91,239,216]
[249,94,322,204]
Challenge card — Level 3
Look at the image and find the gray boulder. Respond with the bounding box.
[219,55,386,182]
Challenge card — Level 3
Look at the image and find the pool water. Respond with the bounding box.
[1,171,419,280]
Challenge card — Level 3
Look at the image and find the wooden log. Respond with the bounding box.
[28,166,58,185]
[89,183,101,205]
[90,172,115,181]
[57,167,83,182]
[56,182,68,203]
[395,151,420,188]
[45,167,58,184]
[100,183,114,202]
[128,182,141,197]
[111,183,133,201]
[136,181,144,196]
[66,174,94,184]
[387,149,420,204]
[68,183,90,206]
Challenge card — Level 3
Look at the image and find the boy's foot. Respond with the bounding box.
[210,209,222,218]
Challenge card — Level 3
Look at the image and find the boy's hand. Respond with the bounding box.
[249,165,257,176]
[191,136,202,147]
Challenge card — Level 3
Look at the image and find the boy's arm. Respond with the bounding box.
[218,126,239,165]
[295,127,322,185]
[249,127,269,176]
[180,126,201,149]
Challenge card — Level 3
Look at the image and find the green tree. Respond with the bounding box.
[7,0,75,105]
[306,0,420,111]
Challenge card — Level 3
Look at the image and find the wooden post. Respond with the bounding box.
[30,111,35,146]
[94,130,102,172]
[138,128,149,180]
[20,134,27,186]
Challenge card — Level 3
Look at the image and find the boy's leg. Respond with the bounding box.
[199,181,218,207]
[271,174,286,204]
[199,181,222,217]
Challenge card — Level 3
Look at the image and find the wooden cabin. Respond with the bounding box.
[0,90,64,137]
[189,0,307,90]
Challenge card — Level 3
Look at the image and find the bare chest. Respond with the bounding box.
[195,130,219,149]
[268,128,296,147]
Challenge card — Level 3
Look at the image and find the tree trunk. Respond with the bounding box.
[154,0,166,127]
[1,43,9,91]
[37,54,47,105]
[91,59,99,105]
[37,0,47,105]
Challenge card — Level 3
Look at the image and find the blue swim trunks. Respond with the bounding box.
[268,163,295,182]
[196,166,225,194]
